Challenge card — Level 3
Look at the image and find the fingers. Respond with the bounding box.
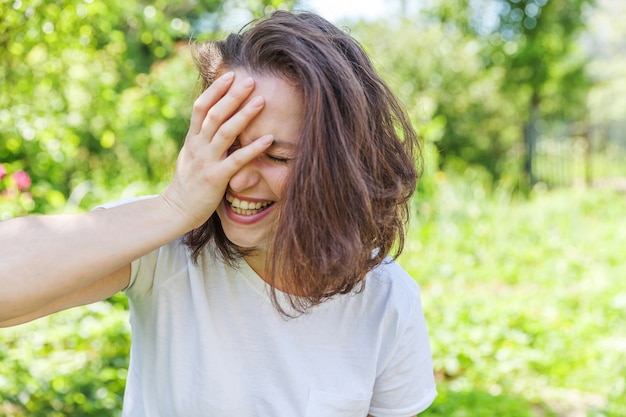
[183,70,274,179]
[210,95,265,150]
[199,77,256,139]
[188,71,235,135]
[221,135,274,177]
[187,71,267,167]
[189,73,257,140]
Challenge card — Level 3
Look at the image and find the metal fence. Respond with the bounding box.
[532,120,626,190]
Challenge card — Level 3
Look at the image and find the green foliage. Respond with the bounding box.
[0,0,197,214]
[0,0,297,217]
[424,385,557,417]
[403,176,626,416]
[0,162,34,219]
[457,0,594,121]
[0,300,130,417]
[353,0,595,185]
[354,18,521,183]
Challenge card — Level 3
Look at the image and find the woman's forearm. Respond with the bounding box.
[0,196,190,322]
[0,72,274,323]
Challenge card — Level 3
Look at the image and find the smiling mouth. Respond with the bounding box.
[226,193,274,215]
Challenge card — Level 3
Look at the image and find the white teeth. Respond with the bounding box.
[226,193,272,215]
[231,207,264,215]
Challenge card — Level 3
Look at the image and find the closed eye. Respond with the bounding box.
[230,137,294,164]
[264,153,291,164]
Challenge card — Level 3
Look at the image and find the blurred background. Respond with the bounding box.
[1,0,625,416]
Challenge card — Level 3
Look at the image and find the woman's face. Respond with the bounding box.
[216,69,303,256]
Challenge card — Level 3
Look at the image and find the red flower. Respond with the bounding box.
[0,163,6,180]
[12,170,32,191]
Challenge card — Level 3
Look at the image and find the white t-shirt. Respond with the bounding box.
[121,238,437,417]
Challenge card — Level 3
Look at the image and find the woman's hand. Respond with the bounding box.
[161,71,273,230]
[0,73,277,325]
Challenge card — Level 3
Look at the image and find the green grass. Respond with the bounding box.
[1,177,625,416]
[401,175,626,416]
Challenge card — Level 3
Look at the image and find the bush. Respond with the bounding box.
[407,177,626,416]
[0,296,130,417]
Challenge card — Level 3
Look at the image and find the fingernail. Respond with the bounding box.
[250,96,264,107]
[243,77,254,88]
[261,135,274,145]
[221,71,234,81]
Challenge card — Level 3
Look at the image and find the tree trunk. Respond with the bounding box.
[583,119,592,187]
[524,91,540,187]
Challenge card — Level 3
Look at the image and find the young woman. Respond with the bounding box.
[0,10,437,416]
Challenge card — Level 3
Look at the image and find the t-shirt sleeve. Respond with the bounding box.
[94,195,168,299]
[125,247,159,297]
[368,281,437,417]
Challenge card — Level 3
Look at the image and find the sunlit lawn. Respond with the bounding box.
[403,176,626,417]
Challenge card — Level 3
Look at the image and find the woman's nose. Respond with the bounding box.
[228,160,262,193]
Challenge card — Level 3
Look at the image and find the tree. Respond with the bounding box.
[0,0,296,217]
[430,0,595,186]
[353,14,520,184]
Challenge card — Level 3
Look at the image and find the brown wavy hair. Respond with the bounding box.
[184,10,422,315]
